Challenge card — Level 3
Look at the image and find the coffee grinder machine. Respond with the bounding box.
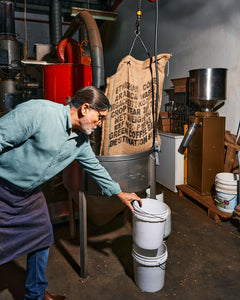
[179,68,227,195]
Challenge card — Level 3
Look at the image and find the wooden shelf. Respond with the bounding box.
[176,184,232,222]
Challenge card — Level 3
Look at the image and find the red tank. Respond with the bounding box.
[43,38,92,105]
[42,63,92,105]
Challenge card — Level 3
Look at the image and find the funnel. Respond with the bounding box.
[189,68,227,112]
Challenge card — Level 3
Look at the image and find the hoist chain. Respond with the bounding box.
[136,0,142,35]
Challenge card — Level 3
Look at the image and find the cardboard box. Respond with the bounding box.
[159,118,171,126]
[171,77,189,93]
[159,124,171,132]
[158,113,172,132]
[159,111,170,118]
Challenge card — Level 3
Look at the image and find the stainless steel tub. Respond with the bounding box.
[63,149,155,195]
[85,148,155,194]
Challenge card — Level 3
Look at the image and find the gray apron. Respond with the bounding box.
[0,179,54,265]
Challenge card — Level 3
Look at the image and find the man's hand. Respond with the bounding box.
[116,192,142,212]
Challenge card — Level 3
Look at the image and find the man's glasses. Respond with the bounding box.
[89,106,106,125]
[95,109,106,125]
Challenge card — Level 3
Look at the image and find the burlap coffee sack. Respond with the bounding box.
[100,54,171,156]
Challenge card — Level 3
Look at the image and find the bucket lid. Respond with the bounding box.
[215,172,239,183]
[133,198,168,220]
[215,185,237,193]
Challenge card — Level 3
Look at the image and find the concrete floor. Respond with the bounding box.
[0,184,240,300]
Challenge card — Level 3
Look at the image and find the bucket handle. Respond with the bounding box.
[215,198,222,204]
[215,194,236,203]
[158,264,166,270]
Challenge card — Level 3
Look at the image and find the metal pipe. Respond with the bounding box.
[61,11,104,88]
[149,153,156,199]
[15,17,70,26]
[79,189,87,278]
[178,120,199,154]
[50,0,62,46]
[0,0,16,36]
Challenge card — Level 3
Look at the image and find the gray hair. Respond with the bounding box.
[70,86,111,111]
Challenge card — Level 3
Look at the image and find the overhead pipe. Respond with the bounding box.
[50,0,62,46]
[61,10,104,88]
[0,0,16,36]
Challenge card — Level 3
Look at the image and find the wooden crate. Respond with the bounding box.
[224,131,240,173]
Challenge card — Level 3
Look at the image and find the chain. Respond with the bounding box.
[136,0,142,35]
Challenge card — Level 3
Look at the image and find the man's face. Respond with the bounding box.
[78,105,107,135]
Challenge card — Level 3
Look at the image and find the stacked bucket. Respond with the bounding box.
[132,194,170,293]
[215,172,239,213]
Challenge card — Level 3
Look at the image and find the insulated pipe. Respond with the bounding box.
[50,0,62,45]
[61,11,104,88]
[0,0,16,36]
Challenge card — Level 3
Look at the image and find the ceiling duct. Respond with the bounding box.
[61,10,104,88]
[50,0,62,46]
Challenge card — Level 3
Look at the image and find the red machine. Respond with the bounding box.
[43,38,92,105]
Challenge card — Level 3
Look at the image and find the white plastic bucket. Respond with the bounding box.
[215,172,239,213]
[132,198,168,250]
[145,188,164,201]
[145,189,171,239]
[132,242,168,293]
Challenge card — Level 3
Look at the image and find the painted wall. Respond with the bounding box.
[101,0,240,134]
[13,1,240,133]
[15,11,78,58]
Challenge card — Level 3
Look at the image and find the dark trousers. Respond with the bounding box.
[24,247,49,300]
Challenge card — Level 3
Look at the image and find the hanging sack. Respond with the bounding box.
[100,53,171,156]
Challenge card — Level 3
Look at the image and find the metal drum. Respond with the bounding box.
[189,68,227,112]
[85,148,154,194]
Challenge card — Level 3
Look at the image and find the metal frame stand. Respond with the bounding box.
[68,165,88,279]
[149,152,156,199]
[67,152,156,279]
[68,190,88,278]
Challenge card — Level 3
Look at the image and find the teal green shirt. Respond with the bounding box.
[0,100,121,196]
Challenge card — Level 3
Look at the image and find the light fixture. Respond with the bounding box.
[71,7,118,21]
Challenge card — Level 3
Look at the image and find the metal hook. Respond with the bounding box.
[129,31,150,57]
